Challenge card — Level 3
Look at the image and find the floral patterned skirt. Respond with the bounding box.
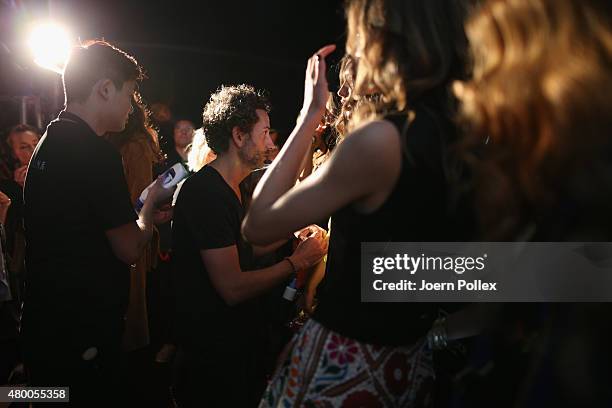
[259,319,434,408]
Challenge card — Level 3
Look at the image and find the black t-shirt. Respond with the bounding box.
[163,148,185,172]
[22,111,137,346]
[172,165,257,350]
[314,106,471,346]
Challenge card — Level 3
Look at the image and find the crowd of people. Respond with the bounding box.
[1,0,611,406]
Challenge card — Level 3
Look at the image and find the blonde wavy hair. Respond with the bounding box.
[344,0,468,130]
[187,128,216,172]
[455,0,612,238]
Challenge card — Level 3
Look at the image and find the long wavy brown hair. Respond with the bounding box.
[105,92,162,163]
[344,0,468,129]
[456,0,612,239]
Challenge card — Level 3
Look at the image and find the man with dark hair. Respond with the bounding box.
[171,84,326,407]
[22,40,172,405]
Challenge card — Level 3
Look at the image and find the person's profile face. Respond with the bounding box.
[337,79,353,103]
[10,131,39,166]
[151,103,171,123]
[241,109,275,169]
[107,80,137,132]
[269,131,279,146]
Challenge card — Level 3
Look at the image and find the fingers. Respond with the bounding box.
[307,55,317,80]
[321,238,329,253]
[306,44,335,79]
[313,44,336,81]
[314,44,336,59]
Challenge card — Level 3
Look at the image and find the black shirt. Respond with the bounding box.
[172,165,257,350]
[22,111,137,346]
[313,106,469,346]
[156,147,188,251]
[163,148,186,172]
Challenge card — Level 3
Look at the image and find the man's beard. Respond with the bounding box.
[239,145,267,170]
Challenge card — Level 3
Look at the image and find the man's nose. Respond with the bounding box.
[263,134,274,148]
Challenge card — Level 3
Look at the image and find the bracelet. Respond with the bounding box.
[284,257,297,274]
[427,317,449,350]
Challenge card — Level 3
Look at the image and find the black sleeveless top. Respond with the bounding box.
[313,105,469,346]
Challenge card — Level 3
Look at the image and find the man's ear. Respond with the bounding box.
[231,126,246,148]
[95,79,115,101]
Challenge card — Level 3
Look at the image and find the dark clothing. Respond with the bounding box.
[0,180,23,254]
[22,111,137,399]
[172,165,264,406]
[172,165,257,348]
[26,339,125,407]
[172,339,266,408]
[0,223,20,384]
[0,180,26,305]
[163,148,186,172]
[148,140,188,350]
[156,147,186,254]
[314,106,468,346]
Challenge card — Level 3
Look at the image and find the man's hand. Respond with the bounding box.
[13,166,27,187]
[153,204,173,225]
[146,176,176,207]
[289,234,328,272]
[295,224,326,241]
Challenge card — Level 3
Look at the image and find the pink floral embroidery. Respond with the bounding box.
[327,334,359,364]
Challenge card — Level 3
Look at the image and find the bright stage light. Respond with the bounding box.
[27,23,72,74]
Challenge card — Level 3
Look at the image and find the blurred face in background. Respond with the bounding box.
[151,103,172,123]
[174,120,195,149]
[9,130,39,167]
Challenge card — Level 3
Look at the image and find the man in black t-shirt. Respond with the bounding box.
[171,85,326,407]
[22,41,173,406]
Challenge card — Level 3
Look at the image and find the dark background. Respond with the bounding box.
[0,0,346,137]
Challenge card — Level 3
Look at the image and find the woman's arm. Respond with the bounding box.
[243,45,405,245]
[243,118,403,244]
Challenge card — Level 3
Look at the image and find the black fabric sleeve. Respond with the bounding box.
[83,142,138,231]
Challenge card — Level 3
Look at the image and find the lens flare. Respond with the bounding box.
[28,23,72,74]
